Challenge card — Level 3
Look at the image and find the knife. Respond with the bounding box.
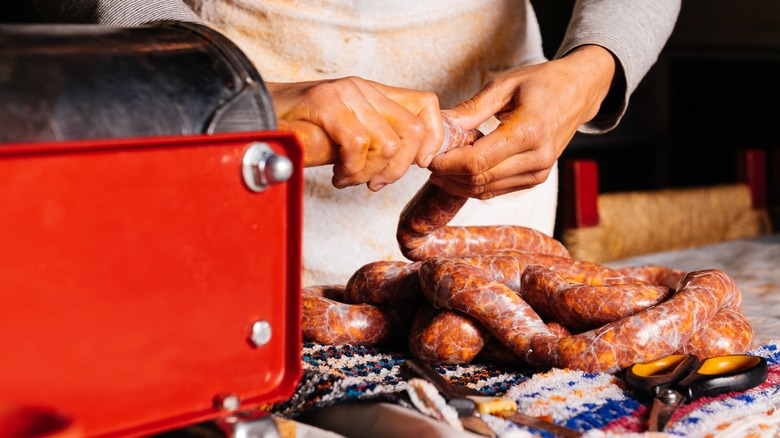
[400,359,582,438]
[400,359,497,437]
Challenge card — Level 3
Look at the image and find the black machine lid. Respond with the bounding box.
[0,21,276,144]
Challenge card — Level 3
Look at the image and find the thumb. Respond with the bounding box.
[446,83,512,130]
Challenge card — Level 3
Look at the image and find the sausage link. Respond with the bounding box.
[304,154,752,373]
[616,265,686,289]
[302,285,409,346]
[408,305,489,364]
[678,309,753,358]
[439,114,483,155]
[475,321,572,365]
[345,261,423,304]
[450,251,638,293]
[397,182,571,261]
[528,269,748,373]
[419,257,553,356]
[520,265,673,331]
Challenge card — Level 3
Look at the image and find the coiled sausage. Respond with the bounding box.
[397,182,570,261]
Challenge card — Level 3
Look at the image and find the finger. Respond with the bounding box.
[373,82,444,167]
[354,83,432,189]
[291,78,396,180]
[278,119,338,167]
[429,166,551,200]
[326,97,403,187]
[331,114,399,188]
[445,77,518,130]
[428,119,530,176]
[429,149,554,197]
[319,107,371,178]
[431,145,552,186]
[413,103,445,168]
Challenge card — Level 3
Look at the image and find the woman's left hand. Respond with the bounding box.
[428,45,617,199]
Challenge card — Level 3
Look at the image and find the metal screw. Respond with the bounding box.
[214,393,241,411]
[263,153,293,184]
[658,388,682,404]
[249,320,272,348]
[242,143,293,192]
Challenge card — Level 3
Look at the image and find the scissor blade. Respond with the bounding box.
[649,389,685,432]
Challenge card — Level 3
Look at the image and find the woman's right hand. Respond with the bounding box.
[268,77,444,191]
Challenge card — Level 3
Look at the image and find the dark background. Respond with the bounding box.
[533,1,780,199]
[4,0,780,228]
[534,1,780,233]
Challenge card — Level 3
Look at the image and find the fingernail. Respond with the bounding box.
[423,153,435,168]
[373,183,386,191]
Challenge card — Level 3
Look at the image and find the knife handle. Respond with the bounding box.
[400,359,476,417]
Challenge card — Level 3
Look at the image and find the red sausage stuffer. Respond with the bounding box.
[0,22,302,437]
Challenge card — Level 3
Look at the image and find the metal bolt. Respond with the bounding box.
[249,320,272,348]
[263,153,293,185]
[242,143,293,192]
[214,393,241,411]
[658,388,682,404]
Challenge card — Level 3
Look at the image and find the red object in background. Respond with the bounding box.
[561,159,600,229]
[0,132,303,437]
[562,150,767,230]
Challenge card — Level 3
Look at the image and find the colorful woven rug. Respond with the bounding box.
[271,341,780,437]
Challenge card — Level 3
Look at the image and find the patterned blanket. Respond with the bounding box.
[271,341,780,437]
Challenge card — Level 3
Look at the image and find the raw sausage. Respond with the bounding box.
[527,269,748,373]
[678,309,753,358]
[419,257,554,356]
[408,305,489,364]
[344,260,422,304]
[397,182,570,261]
[519,264,673,331]
[302,285,406,346]
[301,122,752,371]
[616,265,686,289]
[345,251,632,309]
[439,114,482,156]
[418,258,750,373]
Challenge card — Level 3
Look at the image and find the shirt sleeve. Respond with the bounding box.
[555,0,681,133]
[29,0,202,26]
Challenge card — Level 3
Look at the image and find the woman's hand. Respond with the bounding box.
[269,77,444,191]
[428,45,617,199]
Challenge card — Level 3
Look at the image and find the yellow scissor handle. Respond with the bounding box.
[630,354,696,378]
[697,355,763,375]
[625,354,699,399]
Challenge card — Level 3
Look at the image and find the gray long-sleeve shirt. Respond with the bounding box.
[556,0,680,131]
[29,0,201,26]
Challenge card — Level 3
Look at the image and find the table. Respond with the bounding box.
[282,235,780,437]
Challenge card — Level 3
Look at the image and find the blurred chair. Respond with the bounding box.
[559,149,773,263]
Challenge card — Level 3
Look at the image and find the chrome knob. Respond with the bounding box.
[242,143,293,192]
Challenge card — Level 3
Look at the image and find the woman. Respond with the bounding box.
[30,0,680,285]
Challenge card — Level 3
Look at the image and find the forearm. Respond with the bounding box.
[555,0,681,132]
[29,0,202,25]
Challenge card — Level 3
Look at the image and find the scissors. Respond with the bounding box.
[625,353,768,432]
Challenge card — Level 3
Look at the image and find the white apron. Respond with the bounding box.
[188,0,558,285]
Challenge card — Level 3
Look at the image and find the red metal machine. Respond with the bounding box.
[0,22,302,438]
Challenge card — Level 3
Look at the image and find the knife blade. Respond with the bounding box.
[400,359,582,438]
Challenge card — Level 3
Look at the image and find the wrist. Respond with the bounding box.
[562,45,617,123]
